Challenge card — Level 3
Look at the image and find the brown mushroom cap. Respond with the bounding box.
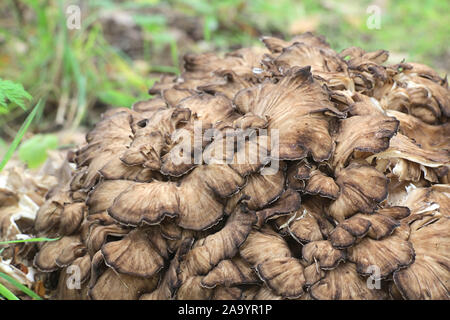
[101,228,165,278]
[234,66,345,161]
[262,32,332,54]
[89,265,159,300]
[332,115,399,171]
[304,169,340,199]
[240,227,292,266]
[256,256,306,299]
[177,205,256,279]
[302,240,345,270]
[366,133,449,170]
[54,255,91,300]
[329,207,409,249]
[255,188,301,227]
[393,217,450,299]
[201,256,258,288]
[34,191,71,235]
[309,262,388,300]
[176,276,212,300]
[287,198,334,243]
[34,236,82,272]
[347,230,415,278]
[226,165,287,215]
[328,162,389,221]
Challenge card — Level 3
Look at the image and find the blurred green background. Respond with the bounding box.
[0,0,449,169]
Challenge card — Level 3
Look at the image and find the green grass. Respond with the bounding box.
[0,283,20,300]
[0,273,42,300]
[0,237,60,245]
[0,99,43,172]
[0,237,59,300]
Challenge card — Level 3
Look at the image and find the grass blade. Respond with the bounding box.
[0,99,43,172]
[0,237,60,245]
[0,283,20,300]
[0,273,42,300]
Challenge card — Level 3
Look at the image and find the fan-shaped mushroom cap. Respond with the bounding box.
[84,223,129,256]
[177,276,212,300]
[101,228,165,278]
[197,70,254,101]
[57,202,86,235]
[332,115,399,171]
[183,47,268,80]
[178,206,256,279]
[347,229,415,278]
[366,133,449,171]
[393,217,449,299]
[328,163,389,221]
[86,180,134,214]
[304,169,340,199]
[234,66,345,161]
[262,32,332,54]
[54,255,91,300]
[89,263,159,300]
[329,216,371,249]
[55,240,86,267]
[201,256,258,289]
[140,238,193,300]
[240,226,306,298]
[34,191,71,235]
[287,198,333,243]
[256,257,306,299]
[266,42,352,91]
[389,184,449,221]
[240,227,291,266]
[270,42,346,74]
[120,108,191,169]
[73,111,134,190]
[255,189,301,227]
[99,158,154,182]
[401,62,447,85]
[34,236,82,272]
[225,166,286,215]
[309,262,388,300]
[387,110,450,151]
[286,160,313,190]
[330,207,409,249]
[302,240,345,270]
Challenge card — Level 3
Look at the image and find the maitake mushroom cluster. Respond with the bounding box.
[33,33,449,300]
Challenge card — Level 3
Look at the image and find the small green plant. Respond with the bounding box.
[18,134,59,169]
[0,78,32,114]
